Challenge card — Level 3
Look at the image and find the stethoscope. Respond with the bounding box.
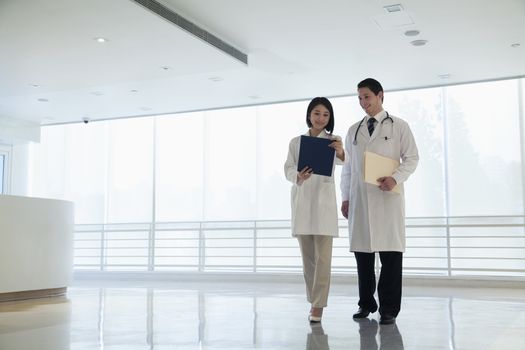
[352,112,394,145]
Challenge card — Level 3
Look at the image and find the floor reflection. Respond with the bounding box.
[357,319,379,350]
[0,281,524,350]
[378,323,404,350]
[0,296,71,350]
[307,324,330,350]
[356,319,404,350]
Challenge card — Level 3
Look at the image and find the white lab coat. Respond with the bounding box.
[340,111,419,252]
[284,130,344,237]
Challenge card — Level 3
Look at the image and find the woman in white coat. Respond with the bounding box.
[284,97,345,323]
[340,78,419,325]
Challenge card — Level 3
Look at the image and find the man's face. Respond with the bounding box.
[358,87,383,116]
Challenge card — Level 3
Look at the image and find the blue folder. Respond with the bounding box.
[297,135,335,177]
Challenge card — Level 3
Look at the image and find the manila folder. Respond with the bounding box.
[364,151,401,194]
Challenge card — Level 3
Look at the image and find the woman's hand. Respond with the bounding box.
[329,137,345,161]
[297,166,314,185]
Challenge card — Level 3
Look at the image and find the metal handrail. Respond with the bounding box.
[73,216,525,278]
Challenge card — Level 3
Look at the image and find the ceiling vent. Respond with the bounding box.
[131,0,248,65]
[373,3,413,30]
[383,4,404,13]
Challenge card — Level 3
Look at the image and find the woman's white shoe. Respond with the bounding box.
[309,307,323,323]
[308,314,322,323]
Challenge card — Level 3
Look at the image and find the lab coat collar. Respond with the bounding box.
[305,129,331,138]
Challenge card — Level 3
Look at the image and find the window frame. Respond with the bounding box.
[0,145,11,194]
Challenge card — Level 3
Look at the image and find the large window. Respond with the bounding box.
[446,80,522,216]
[203,107,257,221]
[155,112,204,222]
[29,78,525,277]
[387,87,446,217]
[107,118,154,223]
[31,123,108,224]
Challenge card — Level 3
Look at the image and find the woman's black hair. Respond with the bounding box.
[305,97,334,133]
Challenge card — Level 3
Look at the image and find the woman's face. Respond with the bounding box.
[309,104,330,132]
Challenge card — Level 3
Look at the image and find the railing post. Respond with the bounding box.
[442,87,452,277]
[253,222,257,273]
[100,225,106,271]
[199,222,205,272]
[148,222,155,271]
[446,217,452,277]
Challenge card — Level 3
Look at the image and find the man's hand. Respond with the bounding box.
[377,176,397,191]
[341,200,349,219]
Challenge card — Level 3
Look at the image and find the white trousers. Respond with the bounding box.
[297,235,333,308]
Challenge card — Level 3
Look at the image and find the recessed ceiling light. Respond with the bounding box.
[208,76,224,82]
[410,39,428,46]
[29,83,40,88]
[248,95,260,100]
[511,43,521,48]
[438,73,451,79]
[37,98,49,102]
[140,106,152,111]
[90,91,104,96]
[94,37,108,43]
[130,89,139,93]
[161,66,171,71]
[404,30,420,37]
[384,4,404,13]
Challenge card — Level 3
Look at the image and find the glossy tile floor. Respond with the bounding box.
[1,278,524,350]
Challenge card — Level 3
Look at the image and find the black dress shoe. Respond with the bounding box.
[353,307,375,319]
[379,314,396,325]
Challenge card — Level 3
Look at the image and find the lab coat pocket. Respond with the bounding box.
[321,174,333,184]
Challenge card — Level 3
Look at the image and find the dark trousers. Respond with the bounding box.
[354,251,403,317]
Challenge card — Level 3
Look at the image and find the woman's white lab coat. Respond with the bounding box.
[284,130,344,237]
[340,111,419,252]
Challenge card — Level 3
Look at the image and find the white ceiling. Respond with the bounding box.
[0,0,524,125]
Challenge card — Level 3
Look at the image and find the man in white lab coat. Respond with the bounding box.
[340,78,419,325]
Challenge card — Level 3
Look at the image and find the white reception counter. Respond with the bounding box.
[0,195,74,301]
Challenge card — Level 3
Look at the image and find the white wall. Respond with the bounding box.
[0,195,74,293]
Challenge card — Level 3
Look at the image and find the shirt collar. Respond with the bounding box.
[366,110,387,123]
